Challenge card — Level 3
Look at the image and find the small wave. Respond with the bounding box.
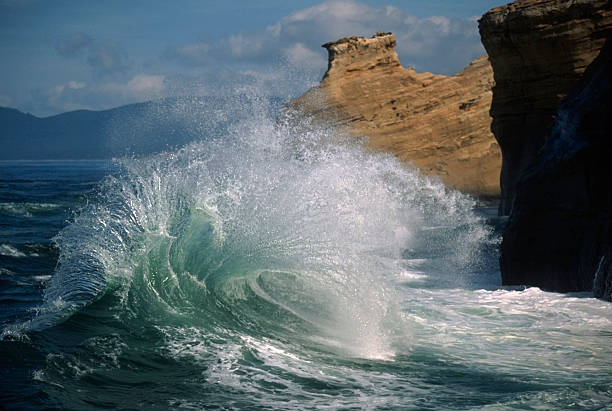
[0,243,46,258]
[0,244,26,257]
[32,275,52,282]
[0,327,31,342]
[0,202,62,218]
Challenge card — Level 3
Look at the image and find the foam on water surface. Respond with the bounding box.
[2,88,609,410]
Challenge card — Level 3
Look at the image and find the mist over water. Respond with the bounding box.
[2,78,611,409]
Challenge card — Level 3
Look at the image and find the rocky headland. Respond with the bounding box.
[479,0,612,215]
[479,0,612,299]
[290,0,612,299]
[289,32,501,198]
[501,35,612,298]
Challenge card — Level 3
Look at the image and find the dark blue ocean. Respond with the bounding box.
[1,96,611,409]
[0,160,116,408]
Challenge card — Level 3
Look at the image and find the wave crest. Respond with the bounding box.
[26,97,492,358]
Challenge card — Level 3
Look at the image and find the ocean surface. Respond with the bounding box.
[1,93,611,410]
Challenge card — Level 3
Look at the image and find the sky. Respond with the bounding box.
[0,0,503,117]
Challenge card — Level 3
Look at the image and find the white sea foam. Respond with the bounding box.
[32,92,492,362]
[0,244,26,257]
[18,82,612,411]
[0,202,61,217]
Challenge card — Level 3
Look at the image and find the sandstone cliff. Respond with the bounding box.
[290,33,501,198]
[479,0,612,215]
[500,35,612,299]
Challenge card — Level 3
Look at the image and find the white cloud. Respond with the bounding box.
[284,43,326,69]
[31,0,487,116]
[228,34,265,57]
[68,81,86,89]
[180,43,211,55]
[87,41,129,74]
[168,0,485,76]
[52,85,65,98]
[427,16,451,36]
[276,0,378,42]
[127,74,165,94]
[31,75,165,115]
[0,94,12,107]
[47,81,86,101]
[283,0,371,23]
[266,23,282,38]
[55,34,129,75]
[172,43,211,65]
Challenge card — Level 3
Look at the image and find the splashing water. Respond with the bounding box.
[33,92,488,356]
[3,88,610,410]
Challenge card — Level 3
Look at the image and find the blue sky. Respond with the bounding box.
[0,0,503,117]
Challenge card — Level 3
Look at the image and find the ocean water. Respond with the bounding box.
[1,93,611,410]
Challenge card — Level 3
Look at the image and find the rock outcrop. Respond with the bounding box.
[500,34,612,299]
[290,32,501,198]
[479,0,612,215]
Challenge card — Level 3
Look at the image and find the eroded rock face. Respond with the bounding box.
[500,35,612,298]
[479,0,612,215]
[290,33,501,198]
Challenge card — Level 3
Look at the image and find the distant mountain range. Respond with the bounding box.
[0,96,262,160]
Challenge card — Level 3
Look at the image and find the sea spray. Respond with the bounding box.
[26,93,492,361]
[2,93,611,410]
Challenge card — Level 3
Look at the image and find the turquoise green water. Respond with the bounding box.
[1,97,611,409]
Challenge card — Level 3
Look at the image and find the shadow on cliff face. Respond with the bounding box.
[478,0,612,216]
[500,35,612,300]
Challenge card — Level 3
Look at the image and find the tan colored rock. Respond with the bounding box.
[290,32,501,199]
[479,0,612,214]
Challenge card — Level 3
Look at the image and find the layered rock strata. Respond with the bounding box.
[500,35,612,299]
[290,32,501,198]
[479,0,612,215]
